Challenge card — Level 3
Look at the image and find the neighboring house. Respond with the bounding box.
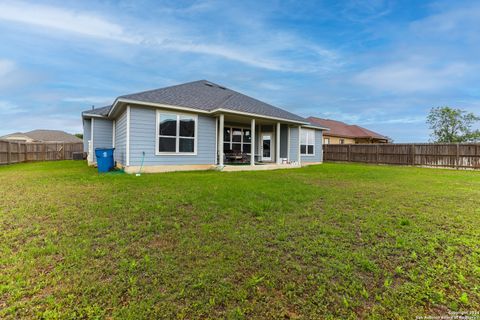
[307,117,389,144]
[0,130,83,143]
[82,80,328,173]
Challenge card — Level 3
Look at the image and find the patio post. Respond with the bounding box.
[219,114,224,166]
[251,118,255,166]
[276,122,281,164]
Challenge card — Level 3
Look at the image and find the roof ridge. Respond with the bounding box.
[118,80,207,99]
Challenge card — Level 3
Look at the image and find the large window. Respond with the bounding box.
[301,129,315,155]
[157,112,196,154]
[224,127,251,153]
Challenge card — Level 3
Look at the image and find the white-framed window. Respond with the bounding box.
[339,139,345,144]
[156,111,197,155]
[223,126,251,153]
[324,137,330,144]
[301,128,315,155]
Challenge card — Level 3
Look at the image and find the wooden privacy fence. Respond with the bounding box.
[323,143,480,169]
[0,140,84,165]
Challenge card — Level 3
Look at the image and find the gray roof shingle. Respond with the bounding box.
[82,80,308,123]
[82,105,111,117]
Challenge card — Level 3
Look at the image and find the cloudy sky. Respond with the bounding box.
[1,0,479,142]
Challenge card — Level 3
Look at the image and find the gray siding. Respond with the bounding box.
[289,127,323,163]
[280,124,288,158]
[289,126,299,162]
[83,119,91,152]
[129,106,216,166]
[301,129,323,163]
[115,110,127,166]
[92,118,113,162]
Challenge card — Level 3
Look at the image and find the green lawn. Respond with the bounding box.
[1,161,479,319]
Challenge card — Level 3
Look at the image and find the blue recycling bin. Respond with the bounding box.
[95,148,115,173]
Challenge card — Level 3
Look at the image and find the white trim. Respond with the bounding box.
[300,128,316,157]
[83,113,108,118]
[155,109,198,156]
[251,119,255,166]
[276,122,281,164]
[211,108,307,125]
[260,133,272,162]
[112,120,116,148]
[215,116,218,165]
[109,98,309,125]
[126,105,130,166]
[219,114,224,166]
[302,124,329,130]
[110,99,210,117]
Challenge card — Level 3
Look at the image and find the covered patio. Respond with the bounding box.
[215,113,303,168]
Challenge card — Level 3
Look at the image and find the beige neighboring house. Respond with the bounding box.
[0,130,82,143]
[307,117,389,144]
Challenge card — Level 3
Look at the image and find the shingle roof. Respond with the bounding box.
[307,117,388,140]
[82,105,111,117]
[82,80,308,123]
[23,130,83,143]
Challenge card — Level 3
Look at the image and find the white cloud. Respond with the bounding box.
[410,3,480,35]
[0,1,340,73]
[354,61,470,93]
[0,1,136,43]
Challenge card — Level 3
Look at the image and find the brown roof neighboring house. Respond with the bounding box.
[0,130,82,143]
[307,117,389,144]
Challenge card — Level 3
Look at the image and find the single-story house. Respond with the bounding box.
[82,80,328,173]
[0,130,83,143]
[307,117,389,144]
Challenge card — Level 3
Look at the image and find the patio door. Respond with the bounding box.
[261,133,272,161]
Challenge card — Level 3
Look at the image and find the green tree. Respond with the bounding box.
[426,107,480,143]
[74,133,83,140]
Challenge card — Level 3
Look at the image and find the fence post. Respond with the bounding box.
[63,143,66,160]
[348,144,351,162]
[7,141,11,164]
[456,143,460,169]
[376,145,379,164]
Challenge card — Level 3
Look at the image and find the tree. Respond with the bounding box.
[75,133,83,140]
[426,107,480,143]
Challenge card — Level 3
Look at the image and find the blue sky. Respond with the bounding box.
[1,0,479,142]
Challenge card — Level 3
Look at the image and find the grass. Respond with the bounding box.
[0,161,479,319]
